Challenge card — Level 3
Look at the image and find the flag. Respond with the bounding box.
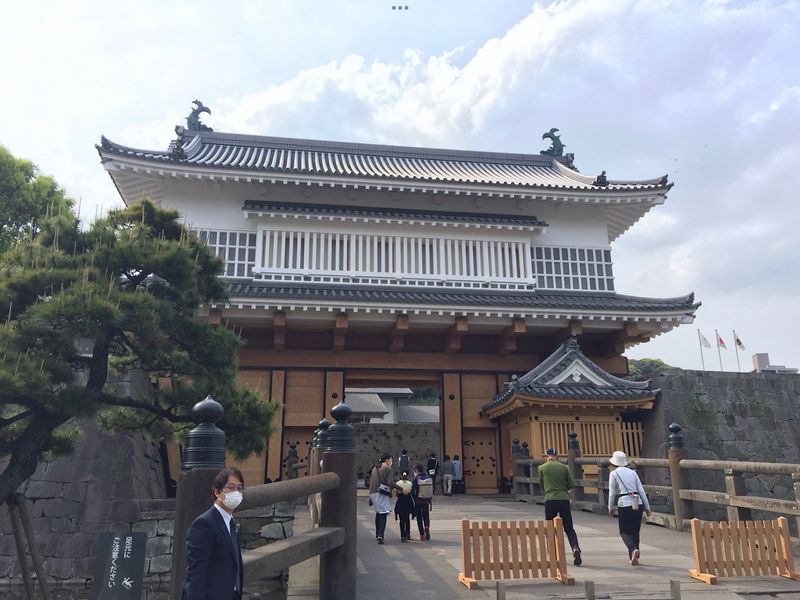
[717,334,727,349]
[698,331,711,348]
[734,333,745,351]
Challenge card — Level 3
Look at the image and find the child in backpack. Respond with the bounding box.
[394,471,415,542]
[412,463,433,541]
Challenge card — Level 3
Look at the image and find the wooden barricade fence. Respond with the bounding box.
[689,517,800,584]
[459,516,574,588]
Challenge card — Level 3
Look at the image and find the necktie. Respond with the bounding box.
[229,519,240,591]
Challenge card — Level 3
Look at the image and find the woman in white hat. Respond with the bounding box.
[608,451,651,565]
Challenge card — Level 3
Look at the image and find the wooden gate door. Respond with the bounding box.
[462,428,498,493]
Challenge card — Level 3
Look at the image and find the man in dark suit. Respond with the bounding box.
[182,467,245,600]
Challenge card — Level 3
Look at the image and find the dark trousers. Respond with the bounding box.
[415,505,430,535]
[398,512,412,539]
[375,512,388,538]
[617,506,643,555]
[544,499,580,551]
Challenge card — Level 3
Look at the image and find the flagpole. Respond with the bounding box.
[697,329,706,371]
[715,329,723,371]
[733,330,741,372]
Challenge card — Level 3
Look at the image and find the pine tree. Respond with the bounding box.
[0,200,277,503]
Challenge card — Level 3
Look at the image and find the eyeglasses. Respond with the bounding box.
[223,484,244,492]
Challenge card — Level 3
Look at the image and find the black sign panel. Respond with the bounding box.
[91,532,147,600]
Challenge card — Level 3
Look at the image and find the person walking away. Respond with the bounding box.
[182,467,245,600]
[397,449,411,475]
[412,463,433,541]
[426,453,439,495]
[369,453,403,544]
[442,455,455,496]
[452,454,463,494]
[607,451,651,565]
[537,448,582,566]
[394,471,415,542]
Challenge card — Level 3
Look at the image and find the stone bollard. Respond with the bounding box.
[668,422,692,531]
[319,402,357,600]
[567,432,584,502]
[511,439,521,494]
[171,395,227,600]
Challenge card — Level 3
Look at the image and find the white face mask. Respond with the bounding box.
[222,490,242,510]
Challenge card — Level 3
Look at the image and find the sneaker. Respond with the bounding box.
[377,536,384,545]
[420,535,426,542]
[630,549,640,566]
[573,548,582,566]
[425,531,431,541]
[401,537,407,543]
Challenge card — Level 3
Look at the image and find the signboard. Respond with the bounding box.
[91,532,147,600]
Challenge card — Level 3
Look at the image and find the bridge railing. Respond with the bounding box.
[513,422,800,534]
[171,396,356,600]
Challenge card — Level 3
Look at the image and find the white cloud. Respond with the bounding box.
[1,0,799,370]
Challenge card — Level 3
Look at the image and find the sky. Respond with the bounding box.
[1,0,798,373]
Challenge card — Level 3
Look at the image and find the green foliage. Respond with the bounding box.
[627,358,673,381]
[0,145,74,253]
[0,199,277,502]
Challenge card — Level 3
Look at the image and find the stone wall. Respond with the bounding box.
[641,368,800,522]
[354,423,440,485]
[0,422,293,599]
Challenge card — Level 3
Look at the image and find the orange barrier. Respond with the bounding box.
[458,517,574,589]
[689,517,800,584]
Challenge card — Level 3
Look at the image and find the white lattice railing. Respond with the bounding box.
[193,229,617,292]
[255,230,532,288]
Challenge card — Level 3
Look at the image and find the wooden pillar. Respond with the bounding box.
[319,402,357,600]
[668,422,692,531]
[325,371,344,420]
[266,370,286,481]
[567,432,584,502]
[442,373,463,465]
[724,469,752,522]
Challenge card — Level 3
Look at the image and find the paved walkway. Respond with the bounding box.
[288,494,800,599]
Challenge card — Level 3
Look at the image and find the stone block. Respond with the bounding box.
[78,500,113,524]
[282,520,293,538]
[156,520,173,536]
[146,535,171,556]
[62,483,88,503]
[258,523,285,540]
[24,480,64,499]
[0,555,12,577]
[73,556,94,579]
[45,556,74,579]
[132,520,158,536]
[111,499,140,522]
[273,502,294,519]
[147,553,172,575]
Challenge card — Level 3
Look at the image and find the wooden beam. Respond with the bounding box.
[333,312,348,352]
[243,527,344,583]
[389,314,409,352]
[445,316,469,354]
[497,318,527,355]
[208,308,223,326]
[553,319,582,345]
[273,311,286,351]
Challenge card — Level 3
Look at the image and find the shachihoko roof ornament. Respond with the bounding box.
[540,128,565,156]
[187,100,213,132]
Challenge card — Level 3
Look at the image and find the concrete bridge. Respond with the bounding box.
[288,493,800,599]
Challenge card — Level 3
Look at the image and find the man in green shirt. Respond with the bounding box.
[537,448,582,565]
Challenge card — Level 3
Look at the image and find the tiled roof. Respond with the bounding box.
[226,281,698,313]
[483,337,657,411]
[242,200,548,228]
[98,128,670,193]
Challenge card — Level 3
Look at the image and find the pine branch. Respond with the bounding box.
[99,396,193,423]
[0,410,34,428]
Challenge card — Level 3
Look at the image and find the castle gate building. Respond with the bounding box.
[97,109,699,493]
